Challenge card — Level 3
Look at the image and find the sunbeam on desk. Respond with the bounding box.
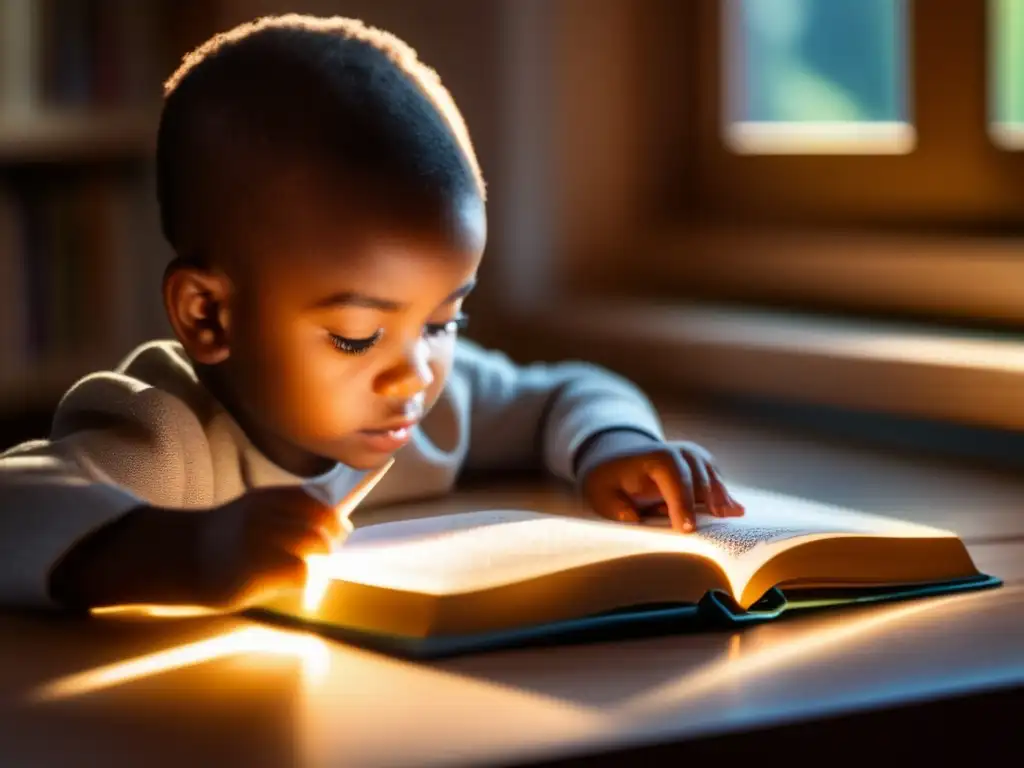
[29,626,330,702]
[616,591,995,717]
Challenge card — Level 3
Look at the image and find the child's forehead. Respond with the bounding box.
[242,208,482,305]
[226,170,485,299]
[273,210,481,269]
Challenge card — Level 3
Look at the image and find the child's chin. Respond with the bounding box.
[331,444,399,471]
[317,429,412,471]
[343,455,394,472]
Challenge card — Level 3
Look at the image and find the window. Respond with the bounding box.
[544,0,1024,325]
[990,0,1024,148]
[567,0,1024,327]
[725,0,911,154]
[659,0,1024,227]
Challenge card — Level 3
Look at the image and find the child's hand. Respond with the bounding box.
[193,487,342,609]
[581,441,744,533]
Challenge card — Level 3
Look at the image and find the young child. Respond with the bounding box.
[0,15,743,613]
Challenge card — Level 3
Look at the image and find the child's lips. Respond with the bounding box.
[356,421,417,451]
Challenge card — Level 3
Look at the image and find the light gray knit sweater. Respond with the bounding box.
[0,338,666,608]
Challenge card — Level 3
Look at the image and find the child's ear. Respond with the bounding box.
[163,258,233,365]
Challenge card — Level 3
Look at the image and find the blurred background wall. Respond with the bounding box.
[2,0,1024,461]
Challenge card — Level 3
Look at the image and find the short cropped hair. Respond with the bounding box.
[156,14,486,260]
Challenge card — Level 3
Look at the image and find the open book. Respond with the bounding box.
[254,484,999,657]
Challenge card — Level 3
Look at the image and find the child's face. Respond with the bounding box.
[171,188,486,475]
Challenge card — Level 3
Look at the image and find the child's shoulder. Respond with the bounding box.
[50,340,210,442]
[0,340,217,508]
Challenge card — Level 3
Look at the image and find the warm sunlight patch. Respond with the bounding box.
[989,122,1024,150]
[32,627,328,701]
[618,591,967,713]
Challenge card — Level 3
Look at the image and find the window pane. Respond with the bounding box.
[991,0,1024,148]
[725,0,912,154]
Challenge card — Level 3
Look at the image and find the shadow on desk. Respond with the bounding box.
[513,685,1024,765]
[431,583,1024,765]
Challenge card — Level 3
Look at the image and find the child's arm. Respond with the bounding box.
[0,382,207,609]
[0,378,333,611]
[455,338,667,478]
[454,338,744,529]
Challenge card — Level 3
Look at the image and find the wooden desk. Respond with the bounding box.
[2,410,1023,767]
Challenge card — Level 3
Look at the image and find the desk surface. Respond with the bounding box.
[2,410,1023,768]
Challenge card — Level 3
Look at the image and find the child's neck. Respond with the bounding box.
[239,422,338,479]
[198,367,338,479]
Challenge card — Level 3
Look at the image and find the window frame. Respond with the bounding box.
[721,0,915,157]
[544,0,1024,330]
[688,0,1021,224]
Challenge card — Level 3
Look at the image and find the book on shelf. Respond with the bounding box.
[0,177,173,388]
[0,0,191,403]
[253,484,1000,658]
[0,0,40,114]
[1,0,163,114]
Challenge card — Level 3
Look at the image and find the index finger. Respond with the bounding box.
[647,456,697,533]
[708,465,745,517]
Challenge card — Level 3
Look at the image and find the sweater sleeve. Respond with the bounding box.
[454,338,666,481]
[0,375,211,609]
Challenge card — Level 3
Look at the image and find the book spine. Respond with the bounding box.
[48,0,92,108]
[5,0,168,114]
[0,0,42,114]
[47,189,68,356]
[77,177,116,350]
[0,185,30,373]
[90,0,121,108]
[111,0,161,107]
[0,177,142,373]
[18,184,49,362]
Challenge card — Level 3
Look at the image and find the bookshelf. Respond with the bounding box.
[0,0,219,418]
[0,108,156,162]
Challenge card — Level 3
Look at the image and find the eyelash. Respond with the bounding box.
[328,313,469,356]
[329,329,383,355]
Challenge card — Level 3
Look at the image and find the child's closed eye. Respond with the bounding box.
[328,313,468,356]
[424,312,468,339]
[329,329,382,355]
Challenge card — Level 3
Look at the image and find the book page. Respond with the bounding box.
[654,484,952,556]
[319,485,956,597]
[723,485,951,540]
[322,510,726,595]
[691,485,957,596]
[610,484,953,556]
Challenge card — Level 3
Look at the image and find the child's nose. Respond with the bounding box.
[374,339,435,397]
